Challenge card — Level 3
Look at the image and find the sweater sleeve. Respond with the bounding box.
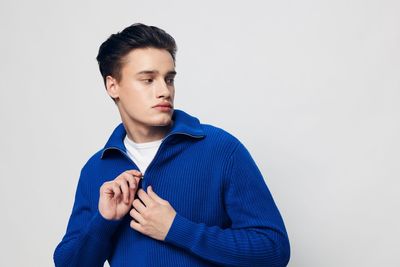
[53,166,122,267]
[164,141,290,267]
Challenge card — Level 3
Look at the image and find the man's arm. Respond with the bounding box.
[130,141,290,267]
[53,168,141,267]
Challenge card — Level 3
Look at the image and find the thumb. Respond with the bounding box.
[147,186,168,204]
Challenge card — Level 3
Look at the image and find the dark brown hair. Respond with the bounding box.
[96,23,177,101]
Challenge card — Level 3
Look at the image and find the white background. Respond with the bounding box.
[0,0,399,266]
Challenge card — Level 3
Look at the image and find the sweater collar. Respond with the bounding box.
[101,109,205,159]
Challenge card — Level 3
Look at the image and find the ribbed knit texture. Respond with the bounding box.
[54,109,290,267]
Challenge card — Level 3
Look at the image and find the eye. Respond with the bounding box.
[143,79,153,84]
[166,78,175,85]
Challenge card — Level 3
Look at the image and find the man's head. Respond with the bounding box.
[96,23,177,134]
[96,23,177,92]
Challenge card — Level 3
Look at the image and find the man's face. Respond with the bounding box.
[107,47,176,129]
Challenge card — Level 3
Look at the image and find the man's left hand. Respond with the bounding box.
[130,185,177,241]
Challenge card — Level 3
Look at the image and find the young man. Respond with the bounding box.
[54,23,290,267]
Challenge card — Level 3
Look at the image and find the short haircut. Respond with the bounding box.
[96,23,177,101]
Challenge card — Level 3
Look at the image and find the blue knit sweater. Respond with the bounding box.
[54,109,290,266]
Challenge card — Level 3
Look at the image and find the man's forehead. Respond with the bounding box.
[121,48,175,74]
[125,47,173,61]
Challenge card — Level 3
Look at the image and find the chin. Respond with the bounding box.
[153,114,173,126]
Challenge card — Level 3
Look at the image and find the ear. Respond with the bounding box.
[105,76,120,100]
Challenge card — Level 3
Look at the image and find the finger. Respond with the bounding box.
[128,188,136,203]
[116,179,130,204]
[132,198,146,213]
[130,220,143,233]
[129,208,145,224]
[100,182,117,201]
[111,182,122,200]
[137,189,153,206]
[125,169,143,178]
[122,172,137,190]
[134,176,142,184]
[100,181,113,194]
[147,186,167,204]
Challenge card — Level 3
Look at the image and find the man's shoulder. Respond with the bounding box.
[200,123,240,148]
[80,148,105,174]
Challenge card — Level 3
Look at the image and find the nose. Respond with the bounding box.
[156,79,172,99]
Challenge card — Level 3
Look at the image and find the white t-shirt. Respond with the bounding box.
[123,135,163,174]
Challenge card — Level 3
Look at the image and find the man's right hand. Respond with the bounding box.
[99,170,142,220]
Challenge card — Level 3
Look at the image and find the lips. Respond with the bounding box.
[154,103,172,108]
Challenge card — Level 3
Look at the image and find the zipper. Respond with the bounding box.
[103,132,204,190]
[101,145,145,185]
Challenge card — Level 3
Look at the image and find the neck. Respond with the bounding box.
[123,119,173,143]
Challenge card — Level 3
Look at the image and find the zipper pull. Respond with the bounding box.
[138,173,146,190]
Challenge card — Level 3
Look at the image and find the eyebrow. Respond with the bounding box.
[136,70,177,76]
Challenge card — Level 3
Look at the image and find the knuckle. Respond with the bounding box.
[126,170,136,177]
[141,220,148,228]
[100,182,111,192]
[101,181,111,188]
[116,174,126,181]
[132,199,140,207]
[142,210,151,219]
